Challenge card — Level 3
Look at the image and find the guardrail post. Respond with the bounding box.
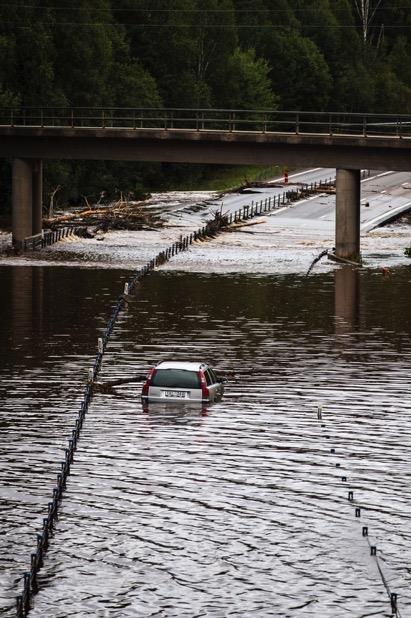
[362,116,367,137]
[328,113,332,136]
[390,593,398,614]
[102,110,105,128]
[71,109,74,128]
[295,112,299,135]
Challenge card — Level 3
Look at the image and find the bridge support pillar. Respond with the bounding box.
[32,160,43,236]
[12,158,43,248]
[335,169,361,262]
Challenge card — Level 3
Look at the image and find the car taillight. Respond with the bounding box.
[199,370,209,399]
[142,368,156,397]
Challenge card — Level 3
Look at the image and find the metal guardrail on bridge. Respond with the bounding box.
[0,107,410,138]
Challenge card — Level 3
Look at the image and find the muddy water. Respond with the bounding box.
[0,265,410,617]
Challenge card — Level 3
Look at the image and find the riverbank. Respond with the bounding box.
[163,164,282,192]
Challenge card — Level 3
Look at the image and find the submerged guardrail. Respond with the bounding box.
[22,226,81,251]
[17,171,384,616]
[316,404,402,617]
[17,180,317,613]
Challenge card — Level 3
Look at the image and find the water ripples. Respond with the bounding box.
[0,266,410,616]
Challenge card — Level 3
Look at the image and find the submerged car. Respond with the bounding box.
[141,361,226,403]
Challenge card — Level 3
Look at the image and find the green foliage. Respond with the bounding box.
[220,48,278,110]
[1,0,411,209]
[387,37,411,88]
[52,1,116,107]
[332,63,376,112]
[111,59,162,108]
[266,32,333,110]
[374,66,411,114]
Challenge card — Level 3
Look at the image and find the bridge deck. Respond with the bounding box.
[0,126,410,171]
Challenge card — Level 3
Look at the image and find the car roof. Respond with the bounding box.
[156,361,207,371]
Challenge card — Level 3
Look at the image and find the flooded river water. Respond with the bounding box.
[0,264,410,617]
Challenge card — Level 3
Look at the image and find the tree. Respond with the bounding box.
[373,66,411,113]
[13,3,66,106]
[387,37,411,89]
[52,0,115,107]
[219,48,278,110]
[265,32,333,110]
[354,0,383,45]
[0,34,19,107]
[332,63,376,112]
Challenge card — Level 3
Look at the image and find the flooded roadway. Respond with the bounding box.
[1,264,410,616]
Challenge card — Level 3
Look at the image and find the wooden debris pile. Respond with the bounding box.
[43,195,161,233]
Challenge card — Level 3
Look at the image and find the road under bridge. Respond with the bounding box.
[1,108,410,260]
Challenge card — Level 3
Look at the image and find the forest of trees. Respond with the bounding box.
[0,0,410,210]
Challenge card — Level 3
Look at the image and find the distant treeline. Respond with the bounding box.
[1,0,410,210]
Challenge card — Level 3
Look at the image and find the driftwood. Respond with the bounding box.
[92,375,146,394]
[48,185,62,218]
[43,196,161,231]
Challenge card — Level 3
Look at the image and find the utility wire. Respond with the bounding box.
[1,22,409,28]
[0,3,408,10]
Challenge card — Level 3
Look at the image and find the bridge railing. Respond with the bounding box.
[0,107,410,137]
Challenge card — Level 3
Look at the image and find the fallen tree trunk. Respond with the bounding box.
[43,198,161,231]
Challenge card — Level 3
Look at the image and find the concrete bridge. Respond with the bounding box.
[0,107,410,260]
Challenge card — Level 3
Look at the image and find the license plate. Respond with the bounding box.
[164,390,187,398]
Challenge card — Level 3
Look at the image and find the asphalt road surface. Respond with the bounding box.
[209,169,411,235]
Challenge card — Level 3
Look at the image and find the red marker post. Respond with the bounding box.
[284,168,289,184]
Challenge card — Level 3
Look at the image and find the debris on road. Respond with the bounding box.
[43,195,162,233]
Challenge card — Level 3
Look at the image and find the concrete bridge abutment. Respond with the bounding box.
[335,169,361,262]
[12,158,43,248]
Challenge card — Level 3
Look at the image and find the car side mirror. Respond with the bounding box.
[217,376,228,384]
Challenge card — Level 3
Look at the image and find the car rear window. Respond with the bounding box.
[209,369,218,383]
[151,369,200,389]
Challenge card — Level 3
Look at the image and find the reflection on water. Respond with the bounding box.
[0,265,410,617]
[334,267,359,335]
[141,401,210,422]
